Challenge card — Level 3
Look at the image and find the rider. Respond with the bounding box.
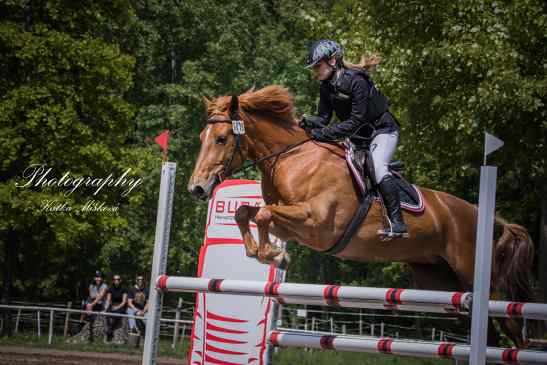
[300,39,407,237]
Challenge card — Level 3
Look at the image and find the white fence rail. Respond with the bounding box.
[0,303,192,347]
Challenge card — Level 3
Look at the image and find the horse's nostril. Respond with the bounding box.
[191,185,205,198]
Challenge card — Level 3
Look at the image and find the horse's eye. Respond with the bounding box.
[216,135,228,145]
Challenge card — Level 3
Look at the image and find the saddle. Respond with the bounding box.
[348,143,423,210]
[323,141,424,255]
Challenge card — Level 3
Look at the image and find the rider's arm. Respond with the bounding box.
[316,82,333,126]
[317,76,368,139]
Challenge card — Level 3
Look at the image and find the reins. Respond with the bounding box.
[226,138,312,178]
[207,114,312,181]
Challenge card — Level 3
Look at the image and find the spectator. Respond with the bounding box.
[127,274,149,335]
[81,270,108,323]
[104,274,127,342]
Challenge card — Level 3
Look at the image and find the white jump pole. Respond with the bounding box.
[157,276,547,321]
[269,329,547,364]
[488,301,547,321]
[142,162,177,365]
[156,276,471,314]
[469,133,504,365]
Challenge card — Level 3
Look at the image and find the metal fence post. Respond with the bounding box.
[64,301,72,338]
[142,162,176,365]
[172,297,183,349]
[181,324,186,343]
[15,309,21,333]
[48,310,54,344]
[37,311,41,337]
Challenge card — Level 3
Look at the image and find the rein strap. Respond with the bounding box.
[207,116,311,181]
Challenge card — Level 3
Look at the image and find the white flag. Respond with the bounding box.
[484,132,504,164]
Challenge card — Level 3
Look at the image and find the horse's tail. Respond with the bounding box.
[493,217,535,302]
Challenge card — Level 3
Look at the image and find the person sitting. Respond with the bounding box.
[81,270,108,324]
[301,39,407,237]
[126,274,149,335]
[104,274,127,343]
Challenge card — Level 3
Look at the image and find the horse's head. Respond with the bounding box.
[188,95,248,200]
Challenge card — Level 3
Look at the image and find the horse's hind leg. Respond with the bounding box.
[234,205,260,258]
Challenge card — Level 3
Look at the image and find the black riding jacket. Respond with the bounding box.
[316,67,398,140]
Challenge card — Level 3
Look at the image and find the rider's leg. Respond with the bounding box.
[370,131,407,235]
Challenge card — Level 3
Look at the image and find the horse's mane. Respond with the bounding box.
[208,85,297,130]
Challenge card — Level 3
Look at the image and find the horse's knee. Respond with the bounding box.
[255,208,272,226]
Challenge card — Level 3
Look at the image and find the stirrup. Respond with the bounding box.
[377,228,409,240]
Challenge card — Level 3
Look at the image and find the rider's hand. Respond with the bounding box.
[298,117,312,131]
[300,116,327,131]
[310,128,332,142]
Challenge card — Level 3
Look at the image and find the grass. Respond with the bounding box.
[0,332,189,359]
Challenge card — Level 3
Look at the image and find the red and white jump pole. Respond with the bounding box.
[156,276,547,321]
[268,329,547,364]
[156,276,470,313]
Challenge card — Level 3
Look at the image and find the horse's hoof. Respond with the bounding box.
[245,248,258,258]
[273,251,290,269]
[257,255,272,265]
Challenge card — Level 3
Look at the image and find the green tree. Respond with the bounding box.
[125,0,317,284]
[0,1,136,315]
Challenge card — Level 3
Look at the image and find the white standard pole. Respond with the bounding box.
[142,162,177,365]
[469,166,497,365]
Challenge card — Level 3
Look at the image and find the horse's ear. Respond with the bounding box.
[229,95,239,120]
[202,96,212,110]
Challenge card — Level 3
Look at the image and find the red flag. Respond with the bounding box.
[155,130,170,152]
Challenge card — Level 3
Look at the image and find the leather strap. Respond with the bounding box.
[323,193,374,255]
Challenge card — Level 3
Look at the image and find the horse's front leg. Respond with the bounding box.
[234,205,260,258]
[254,203,313,267]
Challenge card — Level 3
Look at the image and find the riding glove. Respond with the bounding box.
[299,115,327,131]
[310,128,336,142]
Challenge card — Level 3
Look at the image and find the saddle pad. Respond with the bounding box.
[390,171,425,213]
[345,149,425,213]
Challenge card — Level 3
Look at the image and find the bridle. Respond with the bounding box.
[207,113,246,182]
[206,97,311,183]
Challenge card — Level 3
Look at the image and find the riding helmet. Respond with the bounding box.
[305,40,344,68]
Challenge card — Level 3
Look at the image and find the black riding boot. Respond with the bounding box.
[378,175,408,237]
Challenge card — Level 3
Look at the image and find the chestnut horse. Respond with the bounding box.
[187,85,535,346]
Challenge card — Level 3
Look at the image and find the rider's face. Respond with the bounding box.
[312,58,335,81]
